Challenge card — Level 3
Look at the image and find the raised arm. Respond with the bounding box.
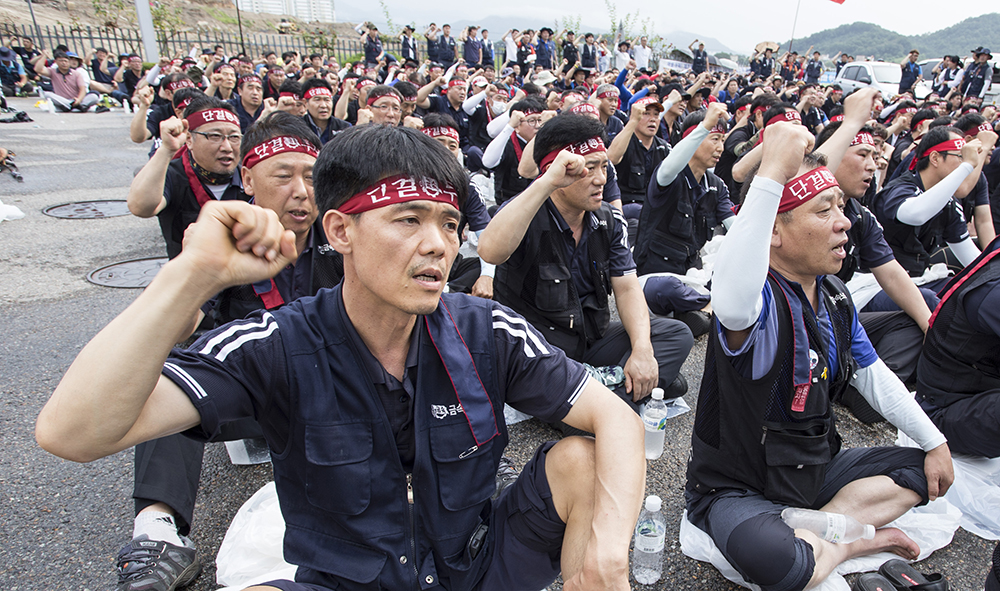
[127,117,188,217]
[129,86,156,143]
[896,141,980,226]
[607,101,643,165]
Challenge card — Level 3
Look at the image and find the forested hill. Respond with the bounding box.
[783,13,1000,61]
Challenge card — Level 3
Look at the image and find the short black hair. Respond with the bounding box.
[313,125,468,214]
[750,94,782,116]
[300,77,333,97]
[761,104,796,127]
[520,82,543,96]
[161,72,193,90]
[953,112,987,135]
[910,108,937,130]
[281,51,296,62]
[241,111,321,163]
[914,126,962,171]
[366,84,403,105]
[278,78,302,97]
[928,116,955,130]
[680,110,727,136]
[423,112,458,130]
[394,81,418,101]
[309,53,322,60]
[814,122,877,150]
[182,95,235,119]
[171,87,205,110]
[532,112,608,167]
[509,96,546,115]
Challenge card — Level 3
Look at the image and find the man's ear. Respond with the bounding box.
[323,209,353,254]
[771,220,783,248]
[241,166,254,197]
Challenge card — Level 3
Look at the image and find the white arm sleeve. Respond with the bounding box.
[655,125,707,186]
[475,231,496,277]
[442,62,459,84]
[896,162,974,225]
[463,90,487,115]
[487,110,510,138]
[948,236,981,267]
[711,176,784,331]
[482,125,513,169]
[145,64,161,84]
[852,359,947,451]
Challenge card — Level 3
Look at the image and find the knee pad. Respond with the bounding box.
[726,514,815,591]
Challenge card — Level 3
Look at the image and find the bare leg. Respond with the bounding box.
[801,475,922,588]
[138,501,175,516]
[545,436,599,581]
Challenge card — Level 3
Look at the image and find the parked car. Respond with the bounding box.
[834,61,903,99]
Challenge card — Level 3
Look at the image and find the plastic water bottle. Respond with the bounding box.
[632,495,666,585]
[780,508,876,543]
[642,388,667,460]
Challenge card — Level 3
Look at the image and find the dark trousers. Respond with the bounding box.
[642,275,711,316]
[133,417,263,535]
[447,253,482,294]
[579,317,694,409]
[925,389,1000,458]
[859,310,924,385]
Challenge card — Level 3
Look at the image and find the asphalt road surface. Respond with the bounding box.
[0,98,994,590]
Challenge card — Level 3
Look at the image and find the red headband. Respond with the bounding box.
[597,90,619,99]
[448,78,468,88]
[752,105,768,116]
[422,126,460,142]
[682,122,727,140]
[176,97,192,111]
[966,122,993,137]
[241,135,319,169]
[165,79,194,92]
[367,93,401,107]
[765,110,801,128]
[539,137,607,174]
[633,96,662,112]
[851,132,877,147]
[217,64,235,73]
[337,174,460,214]
[356,78,376,90]
[895,107,917,119]
[129,56,142,64]
[239,74,262,88]
[569,103,600,118]
[185,108,240,131]
[303,86,333,100]
[909,138,966,171]
[779,167,840,213]
[279,91,300,99]
[829,114,845,123]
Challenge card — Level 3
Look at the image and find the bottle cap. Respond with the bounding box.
[651,387,664,400]
[863,524,876,540]
[645,495,662,512]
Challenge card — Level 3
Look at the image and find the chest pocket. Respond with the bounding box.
[669,197,695,238]
[304,423,373,515]
[429,425,496,511]
[534,263,573,312]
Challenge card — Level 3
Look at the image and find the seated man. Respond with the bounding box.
[128,73,197,158]
[33,49,99,112]
[871,126,984,284]
[300,78,350,144]
[127,96,246,260]
[917,236,1000,458]
[115,112,342,591]
[687,121,953,591]
[481,96,547,206]
[36,124,646,591]
[633,102,735,337]
[480,112,695,408]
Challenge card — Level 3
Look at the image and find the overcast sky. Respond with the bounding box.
[337,2,996,55]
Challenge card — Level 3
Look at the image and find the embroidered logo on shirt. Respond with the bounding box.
[431,403,465,419]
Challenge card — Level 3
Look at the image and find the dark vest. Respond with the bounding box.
[874,170,953,277]
[614,134,669,204]
[918,243,1000,408]
[493,133,532,204]
[494,204,615,361]
[580,44,597,69]
[962,63,992,97]
[634,169,727,275]
[687,273,855,508]
[835,198,878,283]
[271,289,508,591]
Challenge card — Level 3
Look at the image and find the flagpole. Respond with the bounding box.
[26,0,43,49]
[787,0,802,54]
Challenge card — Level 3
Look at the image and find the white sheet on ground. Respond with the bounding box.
[897,430,1000,540]
[0,199,25,222]
[216,482,296,590]
[680,498,961,591]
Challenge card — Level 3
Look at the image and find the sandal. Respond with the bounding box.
[877,559,949,591]
[853,573,898,591]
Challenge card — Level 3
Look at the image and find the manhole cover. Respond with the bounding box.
[86,257,168,288]
[43,200,131,219]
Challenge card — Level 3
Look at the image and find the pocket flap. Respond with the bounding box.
[305,423,373,465]
[538,263,571,282]
[763,427,831,468]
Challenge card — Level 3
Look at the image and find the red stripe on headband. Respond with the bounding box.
[367,93,401,107]
[829,114,844,123]
[570,103,600,118]
[779,167,839,213]
[967,122,993,137]
[597,90,619,99]
[422,126,460,141]
[217,64,235,72]
[242,135,319,169]
[765,110,801,128]
[165,79,195,92]
[239,75,262,87]
[279,91,300,99]
[895,107,917,119]
[752,105,768,116]
[185,108,240,131]
[909,138,966,171]
[683,122,727,139]
[177,98,192,111]
[356,78,376,89]
[303,87,333,100]
[539,137,607,174]
[448,78,468,88]
[337,174,460,214]
[851,132,876,147]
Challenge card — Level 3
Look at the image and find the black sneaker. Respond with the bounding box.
[677,310,712,338]
[116,535,201,591]
[493,456,519,500]
[95,105,111,113]
[664,373,688,399]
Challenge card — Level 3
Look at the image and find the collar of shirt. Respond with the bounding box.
[545,198,598,242]
[681,166,712,200]
[337,284,421,389]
